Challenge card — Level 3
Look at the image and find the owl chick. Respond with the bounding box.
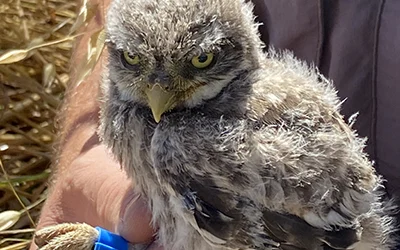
[98,0,397,250]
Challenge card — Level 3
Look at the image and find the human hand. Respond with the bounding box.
[29,0,163,246]
[30,141,162,250]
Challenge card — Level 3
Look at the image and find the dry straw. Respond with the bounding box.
[0,0,105,248]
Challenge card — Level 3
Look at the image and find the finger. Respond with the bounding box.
[117,190,155,244]
[70,144,155,243]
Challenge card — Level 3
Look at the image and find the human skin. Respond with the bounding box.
[29,0,161,249]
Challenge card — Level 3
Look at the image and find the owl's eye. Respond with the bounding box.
[191,53,214,69]
[122,51,140,65]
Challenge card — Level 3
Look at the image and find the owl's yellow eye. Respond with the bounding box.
[123,51,140,65]
[191,53,214,69]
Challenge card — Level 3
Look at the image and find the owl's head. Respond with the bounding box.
[106,0,263,122]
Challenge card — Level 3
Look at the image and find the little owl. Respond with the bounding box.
[35,0,396,249]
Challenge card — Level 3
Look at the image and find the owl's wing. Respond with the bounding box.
[182,178,360,250]
[181,178,280,249]
[262,210,361,250]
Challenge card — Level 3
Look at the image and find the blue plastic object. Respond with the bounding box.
[94,227,129,250]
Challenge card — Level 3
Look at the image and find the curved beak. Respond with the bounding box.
[145,84,177,123]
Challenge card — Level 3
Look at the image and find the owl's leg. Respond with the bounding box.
[35,223,153,250]
[34,223,99,250]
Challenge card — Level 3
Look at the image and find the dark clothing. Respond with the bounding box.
[252,0,400,203]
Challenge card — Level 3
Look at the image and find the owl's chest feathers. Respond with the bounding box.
[107,102,262,198]
[106,96,314,204]
[106,107,259,249]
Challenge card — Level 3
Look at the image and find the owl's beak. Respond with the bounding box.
[145,84,177,123]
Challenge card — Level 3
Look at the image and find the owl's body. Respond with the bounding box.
[100,0,395,249]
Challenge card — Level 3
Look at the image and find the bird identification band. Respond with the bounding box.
[94,227,129,250]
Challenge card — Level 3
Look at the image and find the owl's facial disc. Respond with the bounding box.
[120,52,178,122]
[143,52,217,122]
[107,0,264,121]
[116,48,220,122]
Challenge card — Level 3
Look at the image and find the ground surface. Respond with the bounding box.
[0,0,79,248]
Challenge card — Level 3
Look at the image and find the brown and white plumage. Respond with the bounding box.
[35,0,397,249]
[98,0,396,249]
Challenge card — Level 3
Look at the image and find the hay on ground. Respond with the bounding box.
[0,0,81,248]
